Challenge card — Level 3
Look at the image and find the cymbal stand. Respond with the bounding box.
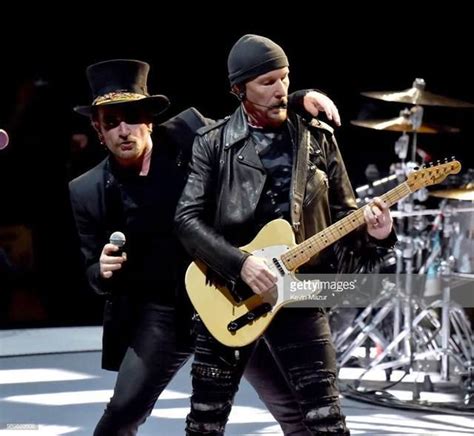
[335,133,428,372]
[409,105,424,163]
[440,209,455,380]
[392,114,430,365]
[393,105,424,164]
[361,233,422,374]
[391,156,427,364]
[333,279,397,367]
[334,230,433,375]
[350,135,437,384]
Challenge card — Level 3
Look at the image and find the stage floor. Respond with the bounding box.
[1,327,473,435]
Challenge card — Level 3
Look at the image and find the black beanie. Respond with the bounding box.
[227,34,289,86]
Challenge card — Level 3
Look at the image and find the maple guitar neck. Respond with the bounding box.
[281,182,411,271]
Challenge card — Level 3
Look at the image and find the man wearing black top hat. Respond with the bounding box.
[69,58,342,435]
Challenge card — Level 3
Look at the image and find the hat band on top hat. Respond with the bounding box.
[93,91,147,106]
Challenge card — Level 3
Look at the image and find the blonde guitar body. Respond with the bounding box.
[186,219,296,347]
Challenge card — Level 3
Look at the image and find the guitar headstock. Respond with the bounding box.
[407,158,461,192]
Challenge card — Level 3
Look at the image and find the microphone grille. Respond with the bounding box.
[109,231,126,247]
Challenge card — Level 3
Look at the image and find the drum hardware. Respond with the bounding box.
[462,367,474,405]
[391,208,443,218]
[361,78,474,108]
[432,203,474,275]
[333,230,434,376]
[394,133,409,161]
[333,279,398,367]
[351,107,460,134]
[359,78,473,166]
[350,120,451,378]
[421,254,474,385]
[341,208,474,403]
[391,205,474,218]
[339,79,474,404]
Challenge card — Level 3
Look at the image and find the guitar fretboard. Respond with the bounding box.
[281,182,411,270]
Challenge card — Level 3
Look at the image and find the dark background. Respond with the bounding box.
[1,11,473,327]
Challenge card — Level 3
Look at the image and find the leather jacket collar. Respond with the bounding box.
[224,106,250,149]
[223,105,298,149]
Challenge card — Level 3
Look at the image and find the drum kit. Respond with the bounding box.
[333,78,474,406]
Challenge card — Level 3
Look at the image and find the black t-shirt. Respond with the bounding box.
[108,142,188,304]
[250,123,293,230]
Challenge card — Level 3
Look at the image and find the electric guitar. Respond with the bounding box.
[185,160,461,347]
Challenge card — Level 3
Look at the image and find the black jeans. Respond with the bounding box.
[186,308,350,435]
[94,303,310,435]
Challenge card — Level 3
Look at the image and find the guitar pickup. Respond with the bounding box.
[227,303,272,332]
[272,257,285,276]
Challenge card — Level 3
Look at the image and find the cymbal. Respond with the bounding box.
[430,187,474,201]
[361,78,474,108]
[350,117,460,134]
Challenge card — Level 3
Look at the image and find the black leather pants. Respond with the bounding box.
[93,304,191,435]
[186,308,350,435]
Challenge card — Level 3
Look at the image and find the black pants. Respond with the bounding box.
[94,303,309,435]
[186,308,350,435]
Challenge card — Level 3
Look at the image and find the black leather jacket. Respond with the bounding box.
[175,106,395,291]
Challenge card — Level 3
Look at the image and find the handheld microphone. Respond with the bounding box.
[0,129,9,150]
[109,231,126,256]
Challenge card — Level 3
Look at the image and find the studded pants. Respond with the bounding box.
[186,308,350,435]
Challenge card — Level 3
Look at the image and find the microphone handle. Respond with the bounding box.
[111,246,124,257]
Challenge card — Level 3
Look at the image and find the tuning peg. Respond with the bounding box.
[437,160,441,166]
[444,157,448,163]
[429,162,434,167]
[414,166,420,171]
[451,156,456,161]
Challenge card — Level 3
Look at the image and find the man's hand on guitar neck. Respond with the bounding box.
[241,256,278,295]
[364,197,393,240]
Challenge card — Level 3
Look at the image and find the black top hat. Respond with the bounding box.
[74,59,170,117]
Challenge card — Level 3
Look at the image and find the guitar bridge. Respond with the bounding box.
[227,303,272,332]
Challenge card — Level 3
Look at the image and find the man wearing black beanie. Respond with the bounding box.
[228,34,289,86]
[177,34,394,434]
